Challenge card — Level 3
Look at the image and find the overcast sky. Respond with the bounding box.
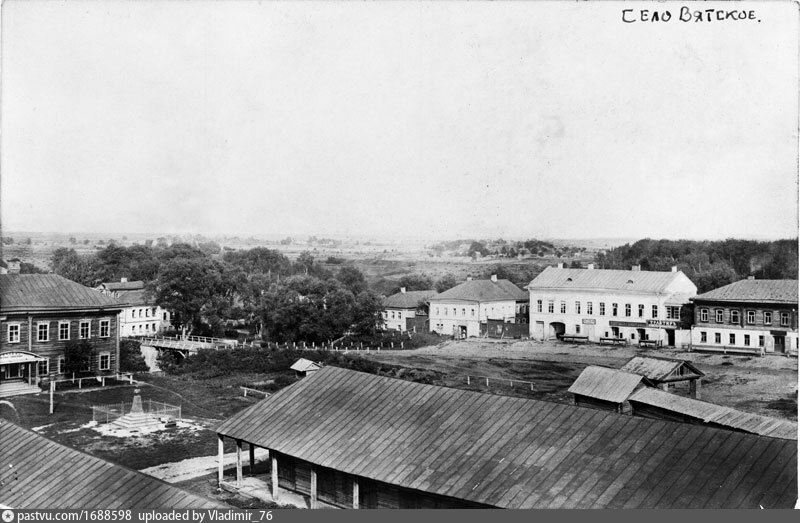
[2,1,797,240]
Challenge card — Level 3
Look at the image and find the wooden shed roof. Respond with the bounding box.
[290,358,322,372]
[619,357,704,382]
[567,366,650,403]
[628,388,797,441]
[216,366,797,508]
[0,421,226,509]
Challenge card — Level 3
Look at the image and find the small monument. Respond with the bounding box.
[108,389,161,432]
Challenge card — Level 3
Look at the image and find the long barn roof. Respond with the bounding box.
[0,421,226,509]
[693,279,798,304]
[215,366,797,509]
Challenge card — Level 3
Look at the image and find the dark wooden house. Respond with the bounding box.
[0,274,123,397]
[215,366,796,509]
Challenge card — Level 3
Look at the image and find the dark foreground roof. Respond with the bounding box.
[693,279,798,304]
[383,289,438,309]
[1,274,122,313]
[0,421,225,509]
[567,366,649,403]
[431,279,527,302]
[216,366,797,509]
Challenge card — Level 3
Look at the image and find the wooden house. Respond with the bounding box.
[290,358,322,377]
[214,366,796,509]
[1,274,123,397]
[567,365,653,413]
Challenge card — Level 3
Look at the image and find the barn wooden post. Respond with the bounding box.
[271,453,278,500]
[249,443,255,475]
[236,440,243,486]
[217,435,225,485]
[49,380,55,414]
[690,379,701,399]
[310,466,318,508]
[352,478,359,509]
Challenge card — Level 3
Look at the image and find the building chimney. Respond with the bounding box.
[7,259,20,274]
[631,265,640,271]
[671,266,677,273]
[400,287,406,293]
[587,263,595,270]
[121,277,128,283]
[557,263,564,269]
[490,274,498,283]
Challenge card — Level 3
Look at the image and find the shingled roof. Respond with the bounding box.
[528,266,695,294]
[216,366,797,508]
[431,278,527,302]
[693,279,798,304]
[0,274,123,313]
[620,357,704,382]
[383,289,438,309]
[567,366,650,403]
[628,388,797,441]
[0,421,225,509]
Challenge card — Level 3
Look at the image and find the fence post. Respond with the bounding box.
[485,377,489,387]
[467,376,471,385]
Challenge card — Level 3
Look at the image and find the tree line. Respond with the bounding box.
[595,238,798,293]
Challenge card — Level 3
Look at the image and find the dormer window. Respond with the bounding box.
[626,279,634,284]
[566,278,573,282]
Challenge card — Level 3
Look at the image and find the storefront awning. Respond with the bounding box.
[0,351,47,365]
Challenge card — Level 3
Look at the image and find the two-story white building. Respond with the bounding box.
[527,264,697,346]
[382,288,438,333]
[429,275,528,338]
[95,279,171,337]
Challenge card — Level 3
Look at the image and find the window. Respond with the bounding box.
[99,320,110,338]
[730,310,740,325]
[599,303,606,316]
[744,334,750,346]
[758,335,765,347]
[612,303,618,317]
[163,312,168,321]
[145,324,150,331]
[625,304,631,317]
[152,308,157,317]
[780,312,790,326]
[38,359,49,376]
[99,353,111,371]
[58,357,65,374]
[764,311,772,325]
[536,300,542,313]
[59,322,70,340]
[152,323,157,331]
[452,308,456,316]
[37,323,49,342]
[434,307,439,315]
[587,302,593,315]
[139,308,144,317]
[548,301,554,313]
[145,308,150,317]
[575,325,581,334]
[651,305,658,319]
[471,308,475,317]
[444,308,448,316]
[638,304,644,318]
[390,311,395,319]
[700,308,708,322]
[461,308,466,316]
[700,331,707,343]
[729,333,736,345]
[715,332,721,344]
[7,324,20,343]
[746,310,755,324]
[575,301,581,314]
[666,306,680,320]
[79,321,90,339]
[715,309,723,323]
[560,301,566,314]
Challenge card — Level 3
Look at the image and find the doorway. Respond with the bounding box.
[666,329,676,347]
[549,322,565,340]
[774,335,786,353]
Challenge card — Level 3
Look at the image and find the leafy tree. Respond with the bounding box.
[19,262,46,274]
[51,248,102,286]
[395,274,434,293]
[1,237,13,245]
[467,241,489,258]
[63,340,94,377]
[119,339,149,373]
[336,266,367,295]
[434,274,458,293]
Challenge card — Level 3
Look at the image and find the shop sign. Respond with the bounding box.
[647,319,679,329]
[609,321,647,328]
[0,351,45,364]
[582,318,596,325]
